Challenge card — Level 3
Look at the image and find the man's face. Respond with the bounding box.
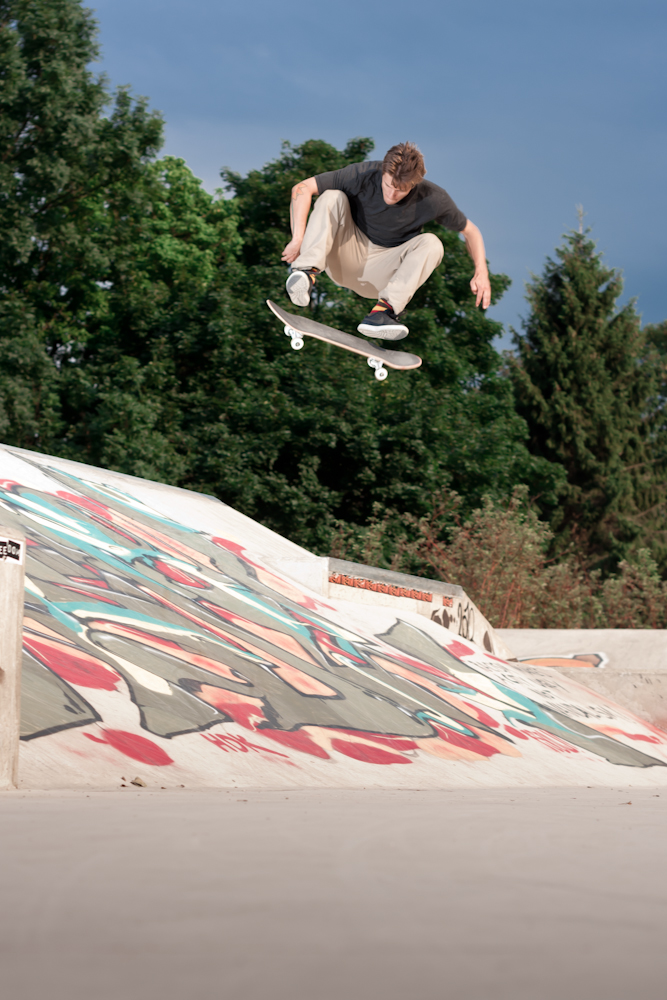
[381,172,413,205]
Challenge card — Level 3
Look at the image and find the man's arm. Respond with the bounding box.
[461,220,492,310]
[282,176,319,264]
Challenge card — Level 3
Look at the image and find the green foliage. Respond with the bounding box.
[510,230,666,572]
[332,488,667,628]
[4,0,667,595]
[59,155,241,482]
[0,0,162,451]
[1,6,559,558]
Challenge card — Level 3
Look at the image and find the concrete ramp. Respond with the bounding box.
[2,444,667,789]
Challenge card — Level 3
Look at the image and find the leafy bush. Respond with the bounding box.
[331,488,667,628]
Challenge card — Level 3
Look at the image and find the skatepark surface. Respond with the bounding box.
[2,442,667,790]
[1,786,666,1000]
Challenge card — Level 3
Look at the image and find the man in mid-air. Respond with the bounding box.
[281,142,492,340]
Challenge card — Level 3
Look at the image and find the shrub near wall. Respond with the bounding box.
[332,489,667,628]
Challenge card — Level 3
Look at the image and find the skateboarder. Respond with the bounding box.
[281,142,492,340]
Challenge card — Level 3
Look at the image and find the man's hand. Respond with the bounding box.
[281,238,303,264]
[470,271,492,310]
[282,176,318,264]
[461,220,492,310]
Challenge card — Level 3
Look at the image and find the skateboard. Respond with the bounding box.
[266,300,422,381]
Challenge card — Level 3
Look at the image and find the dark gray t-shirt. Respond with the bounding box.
[315,160,467,248]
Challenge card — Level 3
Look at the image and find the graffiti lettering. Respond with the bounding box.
[523,729,579,754]
[202,732,290,758]
[0,536,23,563]
[457,600,475,641]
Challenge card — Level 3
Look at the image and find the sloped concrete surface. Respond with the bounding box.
[500,629,667,730]
[3,443,667,789]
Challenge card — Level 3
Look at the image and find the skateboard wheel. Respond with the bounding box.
[374,367,388,381]
[291,337,304,351]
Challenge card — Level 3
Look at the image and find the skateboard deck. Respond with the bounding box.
[267,300,422,381]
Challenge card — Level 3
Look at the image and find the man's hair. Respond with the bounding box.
[382,142,426,189]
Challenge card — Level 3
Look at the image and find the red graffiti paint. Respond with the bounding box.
[505,725,530,740]
[330,739,411,765]
[332,729,418,752]
[196,686,267,730]
[525,729,578,754]
[202,732,289,758]
[23,636,119,690]
[261,728,330,759]
[446,640,475,659]
[599,726,661,744]
[458,700,498,729]
[212,536,250,559]
[84,729,173,765]
[432,722,499,758]
[152,559,209,589]
[56,491,111,518]
[59,586,122,606]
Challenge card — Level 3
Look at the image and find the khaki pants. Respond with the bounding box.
[291,190,444,315]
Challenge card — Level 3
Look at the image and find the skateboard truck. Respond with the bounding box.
[286,323,387,380]
[284,325,304,351]
[367,357,388,381]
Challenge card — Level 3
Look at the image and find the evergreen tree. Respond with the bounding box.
[645,320,667,414]
[510,230,666,571]
[0,0,162,450]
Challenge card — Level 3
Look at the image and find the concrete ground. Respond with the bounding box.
[1,788,666,1000]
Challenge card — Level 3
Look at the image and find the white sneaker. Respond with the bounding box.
[286,269,317,307]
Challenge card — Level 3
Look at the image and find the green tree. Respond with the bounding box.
[59,155,241,482]
[510,229,666,572]
[0,0,162,450]
[0,1,562,557]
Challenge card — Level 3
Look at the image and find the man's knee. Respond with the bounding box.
[422,232,444,264]
[308,189,350,234]
[316,189,349,212]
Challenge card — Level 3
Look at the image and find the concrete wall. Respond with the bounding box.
[325,559,513,660]
[498,629,667,731]
[0,529,25,789]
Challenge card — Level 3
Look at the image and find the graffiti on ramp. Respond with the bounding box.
[2,459,666,782]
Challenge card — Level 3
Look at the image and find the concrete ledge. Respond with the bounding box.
[325,559,512,659]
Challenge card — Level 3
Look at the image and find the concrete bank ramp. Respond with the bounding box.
[2,444,667,790]
[498,628,667,731]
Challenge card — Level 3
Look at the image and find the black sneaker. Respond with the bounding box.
[286,267,318,307]
[357,302,409,340]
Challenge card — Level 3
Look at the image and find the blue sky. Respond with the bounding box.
[91,0,666,343]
